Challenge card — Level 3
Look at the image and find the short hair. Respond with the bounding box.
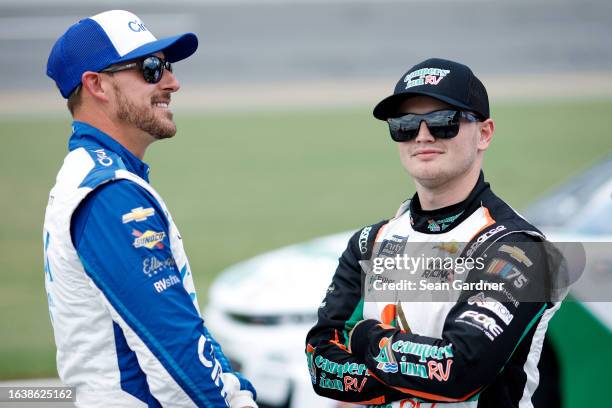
[66,84,82,115]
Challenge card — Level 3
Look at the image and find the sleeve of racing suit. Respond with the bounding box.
[204,330,257,402]
[305,221,404,405]
[347,234,554,403]
[72,180,233,407]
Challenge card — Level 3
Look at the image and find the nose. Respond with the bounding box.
[413,121,435,143]
[161,68,180,93]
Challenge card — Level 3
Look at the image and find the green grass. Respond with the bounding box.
[0,99,610,404]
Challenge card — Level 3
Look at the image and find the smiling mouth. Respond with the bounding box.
[153,102,169,109]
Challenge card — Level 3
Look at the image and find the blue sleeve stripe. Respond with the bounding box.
[113,322,162,407]
[204,329,232,373]
[44,231,53,282]
[79,255,223,407]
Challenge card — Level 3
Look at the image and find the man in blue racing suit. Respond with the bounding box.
[44,10,257,407]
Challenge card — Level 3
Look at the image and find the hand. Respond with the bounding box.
[221,372,240,397]
[348,319,381,358]
[221,373,258,408]
[233,372,257,399]
[227,390,258,408]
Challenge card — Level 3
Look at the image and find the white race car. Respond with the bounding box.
[205,155,612,408]
[205,233,352,408]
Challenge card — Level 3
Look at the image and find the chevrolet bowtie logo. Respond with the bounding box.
[434,241,459,254]
[122,207,155,223]
[499,244,533,267]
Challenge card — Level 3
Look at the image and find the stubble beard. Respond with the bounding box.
[113,83,176,140]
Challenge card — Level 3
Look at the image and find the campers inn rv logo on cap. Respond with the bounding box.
[404,68,451,89]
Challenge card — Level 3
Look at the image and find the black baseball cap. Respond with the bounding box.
[373,58,489,120]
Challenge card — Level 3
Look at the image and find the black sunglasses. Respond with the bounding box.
[101,55,173,84]
[387,110,480,142]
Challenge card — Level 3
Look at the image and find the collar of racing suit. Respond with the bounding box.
[68,121,151,182]
[408,171,490,234]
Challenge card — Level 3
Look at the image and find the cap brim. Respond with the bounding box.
[372,90,476,120]
[117,33,198,64]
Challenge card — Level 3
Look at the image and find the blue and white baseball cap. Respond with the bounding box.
[47,10,198,98]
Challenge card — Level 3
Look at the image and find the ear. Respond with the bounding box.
[477,118,494,151]
[81,71,111,103]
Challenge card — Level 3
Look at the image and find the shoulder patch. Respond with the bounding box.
[79,147,127,189]
[122,207,155,224]
[486,257,530,289]
[354,220,389,259]
[464,224,507,258]
[358,226,372,255]
[499,244,534,267]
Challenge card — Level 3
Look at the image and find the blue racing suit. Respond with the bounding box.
[43,122,256,407]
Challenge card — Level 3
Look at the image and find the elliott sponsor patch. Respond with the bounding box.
[142,256,176,278]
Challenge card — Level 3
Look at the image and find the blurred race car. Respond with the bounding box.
[205,233,351,408]
[523,154,612,330]
[205,155,611,408]
[523,154,612,238]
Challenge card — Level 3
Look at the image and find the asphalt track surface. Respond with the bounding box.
[1,0,611,94]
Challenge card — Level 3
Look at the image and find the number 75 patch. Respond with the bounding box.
[486,258,529,288]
